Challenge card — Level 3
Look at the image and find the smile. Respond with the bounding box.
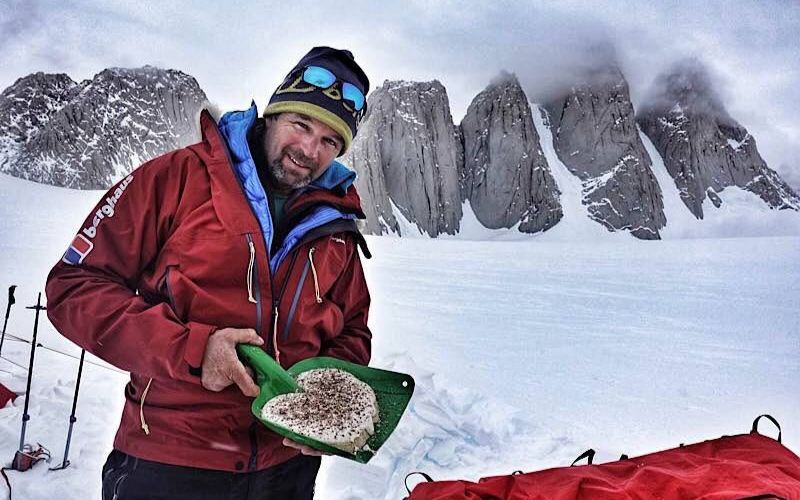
[287,153,310,170]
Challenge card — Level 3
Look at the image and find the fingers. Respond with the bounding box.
[201,327,264,396]
[230,362,261,398]
[282,438,328,456]
[226,328,264,346]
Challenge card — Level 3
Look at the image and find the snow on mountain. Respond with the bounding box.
[543,63,665,240]
[0,171,798,498]
[640,126,800,239]
[637,58,800,219]
[0,67,206,189]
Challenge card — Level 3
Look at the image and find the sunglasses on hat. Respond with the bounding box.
[302,65,365,111]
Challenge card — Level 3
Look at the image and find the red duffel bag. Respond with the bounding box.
[406,415,800,500]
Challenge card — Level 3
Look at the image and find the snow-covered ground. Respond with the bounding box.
[0,122,798,498]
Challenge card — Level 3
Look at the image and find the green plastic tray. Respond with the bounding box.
[237,344,415,463]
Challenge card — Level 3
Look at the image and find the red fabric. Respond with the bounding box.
[0,383,17,407]
[45,110,371,472]
[409,433,800,499]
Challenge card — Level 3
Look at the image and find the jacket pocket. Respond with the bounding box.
[160,265,179,311]
[102,452,133,500]
[157,265,198,323]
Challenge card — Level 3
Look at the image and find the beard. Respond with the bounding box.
[268,147,317,191]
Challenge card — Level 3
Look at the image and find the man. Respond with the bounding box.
[46,47,372,499]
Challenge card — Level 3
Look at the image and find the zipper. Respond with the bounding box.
[247,421,259,472]
[164,266,176,310]
[209,118,274,475]
[282,258,311,340]
[210,118,272,340]
[271,251,301,364]
[245,233,263,337]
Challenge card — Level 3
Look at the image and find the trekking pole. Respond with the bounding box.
[12,293,46,470]
[51,349,85,471]
[0,285,17,356]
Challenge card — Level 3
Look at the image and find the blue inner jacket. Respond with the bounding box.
[217,103,357,274]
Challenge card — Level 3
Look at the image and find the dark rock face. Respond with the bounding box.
[637,59,800,217]
[344,105,400,235]
[347,80,462,236]
[0,73,80,180]
[545,65,666,239]
[460,73,562,233]
[0,66,207,189]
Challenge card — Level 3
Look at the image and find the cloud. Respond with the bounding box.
[0,0,41,40]
[1,0,798,188]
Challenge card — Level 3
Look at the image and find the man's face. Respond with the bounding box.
[262,112,343,193]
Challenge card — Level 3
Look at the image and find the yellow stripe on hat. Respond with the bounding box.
[263,101,353,155]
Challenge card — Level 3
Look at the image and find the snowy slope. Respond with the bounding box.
[639,126,800,239]
[0,172,798,499]
[441,104,800,242]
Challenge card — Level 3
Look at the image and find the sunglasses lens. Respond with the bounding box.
[342,82,365,111]
[303,66,336,88]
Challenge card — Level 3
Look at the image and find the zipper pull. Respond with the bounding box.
[308,247,323,304]
[247,240,257,304]
[272,302,281,365]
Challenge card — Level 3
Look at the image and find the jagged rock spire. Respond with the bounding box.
[637,58,799,217]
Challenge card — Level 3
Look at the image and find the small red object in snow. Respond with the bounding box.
[0,382,18,408]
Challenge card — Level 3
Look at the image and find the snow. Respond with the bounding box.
[0,164,798,499]
[639,127,800,239]
[727,134,750,151]
[531,105,620,241]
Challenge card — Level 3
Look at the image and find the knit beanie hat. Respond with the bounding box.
[264,47,370,155]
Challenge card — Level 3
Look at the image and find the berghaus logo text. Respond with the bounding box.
[81,174,134,239]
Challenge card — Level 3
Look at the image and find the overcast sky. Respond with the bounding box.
[2,0,798,190]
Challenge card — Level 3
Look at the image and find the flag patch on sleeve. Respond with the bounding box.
[62,234,94,265]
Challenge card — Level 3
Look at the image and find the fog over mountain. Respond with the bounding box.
[638,59,799,218]
[1,1,797,193]
[2,55,798,239]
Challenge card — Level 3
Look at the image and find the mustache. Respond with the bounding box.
[284,148,317,170]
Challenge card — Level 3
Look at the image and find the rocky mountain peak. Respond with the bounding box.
[0,66,206,189]
[0,72,79,142]
[544,61,666,239]
[638,59,799,217]
[347,79,462,236]
[459,72,562,233]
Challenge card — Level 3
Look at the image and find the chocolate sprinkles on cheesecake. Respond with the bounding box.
[261,368,380,453]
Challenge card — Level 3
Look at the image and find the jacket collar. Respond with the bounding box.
[193,107,365,237]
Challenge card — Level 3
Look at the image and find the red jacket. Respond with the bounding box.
[45,110,372,472]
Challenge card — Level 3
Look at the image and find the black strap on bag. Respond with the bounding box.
[738,495,787,500]
[751,414,782,443]
[570,448,595,466]
[404,471,435,497]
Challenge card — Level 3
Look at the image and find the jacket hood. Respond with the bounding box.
[219,103,357,192]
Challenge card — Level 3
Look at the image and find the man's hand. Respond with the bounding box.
[282,438,331,457]
[201,327,263,397]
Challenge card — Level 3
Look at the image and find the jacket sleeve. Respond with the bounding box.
[45,150,215,383]
[320,242,372,365]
